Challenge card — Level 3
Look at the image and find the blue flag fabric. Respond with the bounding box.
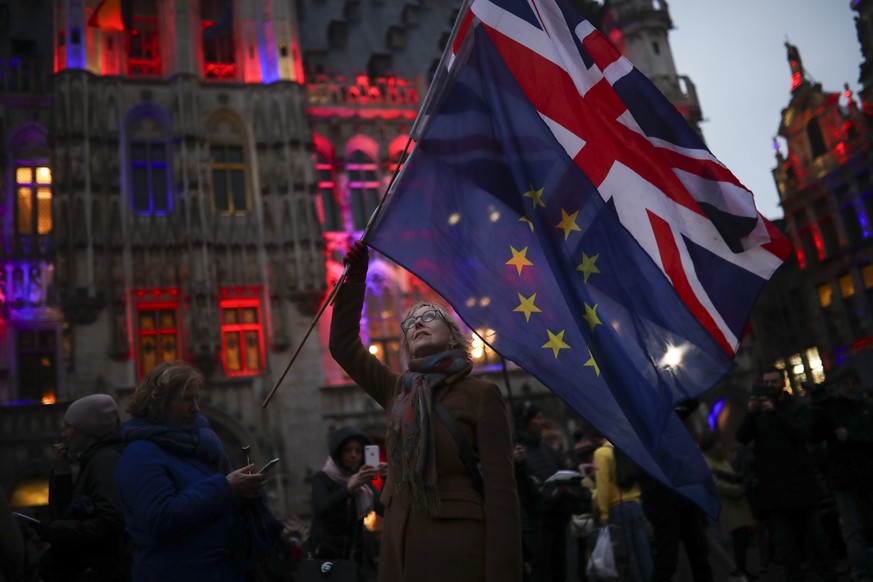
[368,22,732,515]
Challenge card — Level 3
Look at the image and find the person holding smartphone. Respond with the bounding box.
[305,426,385,580]
[35,394,130,582]
[116,362,281,582]
[329,241,521,582]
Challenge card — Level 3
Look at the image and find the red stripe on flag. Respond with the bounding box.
[453,10,476,56]
[761,216,793,260]
[658,148,747,191]
[648,210,734,355]
[482,23,705,217]
[579,26,623,71]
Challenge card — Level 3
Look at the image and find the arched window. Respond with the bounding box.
[386,135,412,176]
[9,125,52,237]
[126,109,173,215]
[364,271,401,371]
[14,165,52,235]
[807,118,826,159]
[220,293,264,376]
[201,0,236,79]
[128,0,162,76]
[207,113,250,215]
[313,137,341,231]
[347,148,381,230]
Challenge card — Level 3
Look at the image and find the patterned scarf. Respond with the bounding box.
[123,414,232,473]
[321,456,375,519]
[386,349,471,515]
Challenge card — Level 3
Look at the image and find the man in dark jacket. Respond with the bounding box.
[514,401,568,582]
[736,368,836,582]
[35,394,130,581]
[812,369,873,582]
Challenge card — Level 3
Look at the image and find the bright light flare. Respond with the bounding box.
[660,344,686,369]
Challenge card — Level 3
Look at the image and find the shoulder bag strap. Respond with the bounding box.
[432,400,485,498]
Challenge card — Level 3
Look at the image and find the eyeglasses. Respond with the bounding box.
[400,309,439,331]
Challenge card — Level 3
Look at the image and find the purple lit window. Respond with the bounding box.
[364,282,401,371]
[315,150,341,231]
[347,149,380,230]
[130,141,171,215]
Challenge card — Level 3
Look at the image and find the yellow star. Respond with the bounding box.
[514,293,542,322]
[583,303,602,332]
[506,245,533,276]
[576,252,601,284]
[523,184,545,208]
[519,215,534,232]
[542,329,570,358]
[584,350,600,377]
[555,209,581,241]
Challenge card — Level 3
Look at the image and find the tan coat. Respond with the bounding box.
[330,281,522,582]
[702,454,756,533]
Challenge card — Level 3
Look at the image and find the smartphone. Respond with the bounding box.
[364,445,380,468]
[258,458,280,474]
[751,385,769,398]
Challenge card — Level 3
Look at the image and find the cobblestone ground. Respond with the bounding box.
[566,523,863,582]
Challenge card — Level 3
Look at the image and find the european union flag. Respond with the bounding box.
[369,22,735,514]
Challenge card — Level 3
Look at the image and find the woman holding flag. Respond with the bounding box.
[329,241,521,581]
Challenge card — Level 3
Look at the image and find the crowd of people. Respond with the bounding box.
[1,242,871,582]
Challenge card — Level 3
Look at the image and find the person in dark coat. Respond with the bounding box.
[513,401,569,582]
[33,394,130,582]
[305,426,385,580]
[0,485,24,582]
[329,241,522,582]
[811,369,873,582]
[637,400,713,582]
[736,368,837,582]
[116,362,280,582]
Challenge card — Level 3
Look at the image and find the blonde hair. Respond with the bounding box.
[128,361,203,422]
[400,301,471,365]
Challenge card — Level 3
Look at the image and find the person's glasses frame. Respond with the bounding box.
[400,309,440,332]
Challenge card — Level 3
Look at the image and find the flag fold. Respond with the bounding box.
[369,0,789,516]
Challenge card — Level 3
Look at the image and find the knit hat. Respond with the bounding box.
[513,400,541,430]
[64,394,119,438]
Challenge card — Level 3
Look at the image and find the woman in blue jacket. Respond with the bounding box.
[116,362,276,582]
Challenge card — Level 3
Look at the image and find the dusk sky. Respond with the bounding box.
[663,0,862,220]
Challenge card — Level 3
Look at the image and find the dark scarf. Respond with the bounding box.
[386,349,471,515]
[123,414,231,473]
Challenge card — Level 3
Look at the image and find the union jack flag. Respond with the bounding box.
[447,0,791,355]
[368,0,790,513]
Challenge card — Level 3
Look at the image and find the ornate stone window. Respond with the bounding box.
[135,299,179,377]
[314,136,341,231]
[220,296,264,376]
[14,165,52,235]
[346,143,381,231]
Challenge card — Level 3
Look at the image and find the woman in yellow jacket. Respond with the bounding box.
[593,441,653,582]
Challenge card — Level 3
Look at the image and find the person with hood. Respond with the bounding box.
[329,241,522,582]
[305,426,385,580]
[35,393,131,581]
[116,361,280,582]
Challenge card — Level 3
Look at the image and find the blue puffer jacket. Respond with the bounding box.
[116,439,243,582]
